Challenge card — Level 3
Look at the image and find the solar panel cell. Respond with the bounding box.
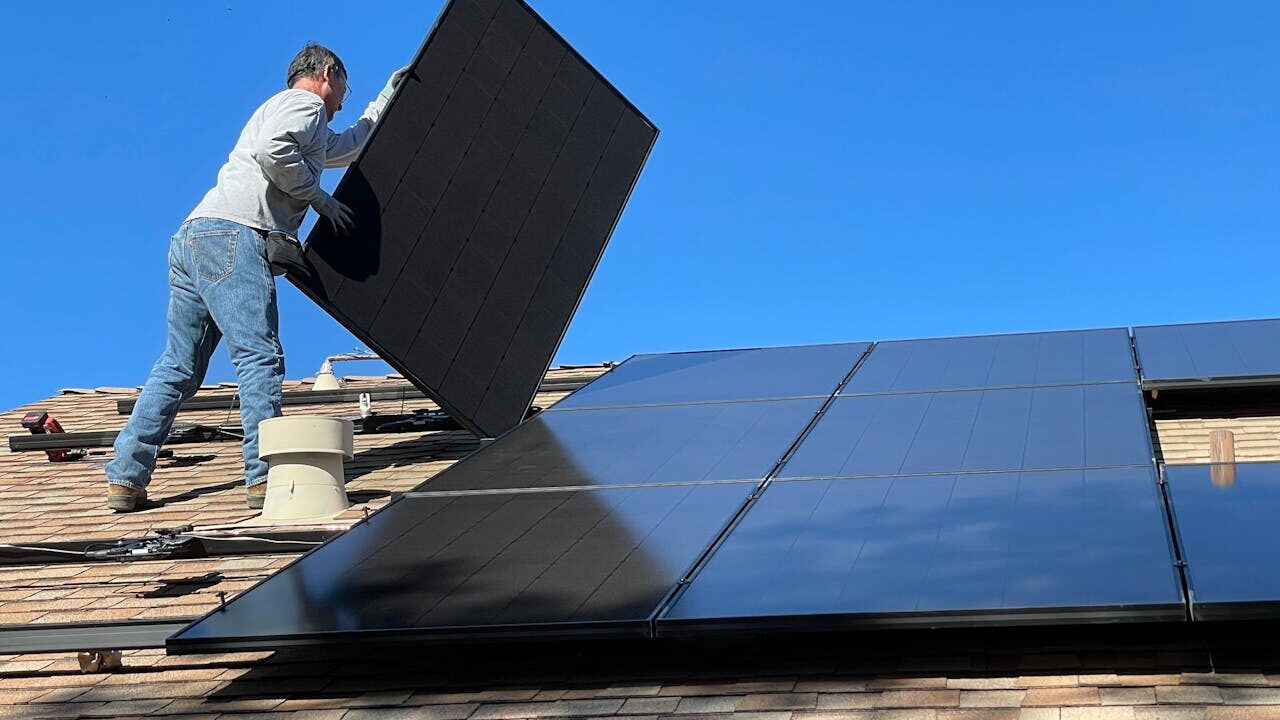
[483,1,534,64]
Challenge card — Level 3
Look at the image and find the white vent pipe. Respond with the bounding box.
[257,416,354,523]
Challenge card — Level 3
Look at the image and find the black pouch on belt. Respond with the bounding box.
[265,231,309,277]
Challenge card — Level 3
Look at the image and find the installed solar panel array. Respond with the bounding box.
[291,0,657,439]
[171,328,1204,652]
[661,329,1185,631]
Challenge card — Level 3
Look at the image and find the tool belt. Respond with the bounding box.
[264,230,309,278]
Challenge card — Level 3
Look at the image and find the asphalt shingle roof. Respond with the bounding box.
[4,365,1280,719]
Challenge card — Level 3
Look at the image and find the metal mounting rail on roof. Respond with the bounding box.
[114,378,592,415]
[0,527,341,567]
[8,424,240,453]
[0,620,194,654]
[10,411,473,454]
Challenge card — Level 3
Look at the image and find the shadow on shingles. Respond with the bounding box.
[157,453,218,469]
[347,489,392,503]
[148,479,242,507]
[343,433,480,482]
[199,622,1280,703]
[138,572,224,598]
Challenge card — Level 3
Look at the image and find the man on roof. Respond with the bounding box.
[106,44,408,512]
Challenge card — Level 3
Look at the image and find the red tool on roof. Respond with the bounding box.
[19,411,86,462]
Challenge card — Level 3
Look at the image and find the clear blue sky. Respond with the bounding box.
[2,1,1278,412]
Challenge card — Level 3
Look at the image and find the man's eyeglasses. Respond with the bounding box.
[328,66,351,104]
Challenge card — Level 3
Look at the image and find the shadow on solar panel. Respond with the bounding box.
[289,0,658,439]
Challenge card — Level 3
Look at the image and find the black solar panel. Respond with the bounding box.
[169,483,752,651]
[1164,462,1280,620]
[420,398,824,492]
[778,384,1153,479]
[291,0,658,438]
[550,343,870,410]
[660,467,1184,632]
[1134,319,1280,390]
[843,329,1136,396]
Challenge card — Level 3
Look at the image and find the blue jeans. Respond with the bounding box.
[108,218,284,491]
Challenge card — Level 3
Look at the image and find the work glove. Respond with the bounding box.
[380,65,411,102]
[311,190,354,236]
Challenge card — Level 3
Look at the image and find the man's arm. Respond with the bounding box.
[323,66,411,168]
[251,92,353,234]
[323,100,383,168]
[250,93,328,202]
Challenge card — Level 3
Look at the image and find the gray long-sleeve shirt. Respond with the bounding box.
[187,88,387,235]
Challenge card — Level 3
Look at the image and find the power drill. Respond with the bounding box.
[20,410,87,462]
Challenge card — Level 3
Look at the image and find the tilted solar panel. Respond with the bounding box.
[1134,319,1280,390]
[291,0,658,437]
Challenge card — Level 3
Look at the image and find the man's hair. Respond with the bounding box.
[286,43,346,88]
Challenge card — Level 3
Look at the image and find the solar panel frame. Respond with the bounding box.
[288,0,658,438]
[168,483,757,652]
[1134,319,1280,390]
[657,467,1186,634]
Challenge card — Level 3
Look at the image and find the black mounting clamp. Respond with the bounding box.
[84,526,198,562]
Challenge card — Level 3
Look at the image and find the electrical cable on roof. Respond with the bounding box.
[0,543,93,557]
[221,390,239,430]
[182,534,322,545]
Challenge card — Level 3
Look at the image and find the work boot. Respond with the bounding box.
[246,483,267,510]
[106,484,147,512]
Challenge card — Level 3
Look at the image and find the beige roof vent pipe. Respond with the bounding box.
[311,351,382,391]
[257,416,354,524]
[1209,429,1237,488]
